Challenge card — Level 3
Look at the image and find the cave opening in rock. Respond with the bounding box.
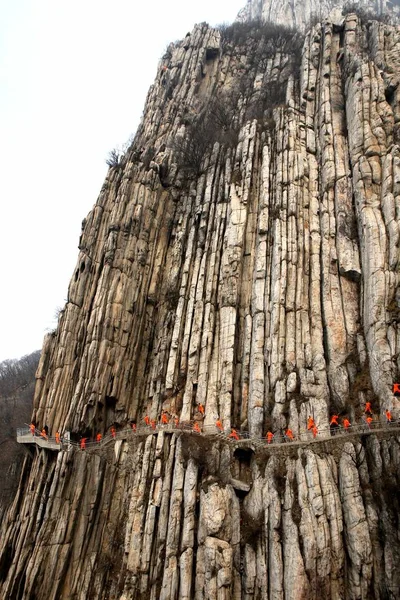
[234,487,249,500]
[385,85,395,104]
[233,447,254,464]
[232,447,254,488]
[0,543,12,583]
[205,47,219,61]
[105,395,117,406]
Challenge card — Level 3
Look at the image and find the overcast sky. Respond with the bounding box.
[0,0,245,361]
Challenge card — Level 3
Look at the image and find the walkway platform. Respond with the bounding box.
[16,421,400,454]
[17,428,61,451]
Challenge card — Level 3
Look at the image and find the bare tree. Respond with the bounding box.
[105,134,135,168]
[0,351,41,398]
[106,148,121,168]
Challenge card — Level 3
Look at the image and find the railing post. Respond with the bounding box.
[64,431,71,452]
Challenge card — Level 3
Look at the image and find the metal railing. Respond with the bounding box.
[17,427,60,446]
[17,418,400,453]
[16,427,62,452]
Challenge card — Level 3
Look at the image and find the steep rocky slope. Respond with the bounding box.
[0,351,40,524]
[1,4,400,599]
[0,395,31,525]
[238,0,400,29]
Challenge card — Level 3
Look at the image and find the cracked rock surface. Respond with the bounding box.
[238,0,400,30]
[1,8,400,599]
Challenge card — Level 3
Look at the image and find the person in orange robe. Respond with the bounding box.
[312,424,318,439]
[365,402,372,414]
[55,431,61,444]
[216,419,224,432]
[96,433,102,443]
[343,418,351,430]
[285,429,294,441]
[111,426,116,439]
[386,409,393,423]
[193,422,201,433]
[198,404,205,415]
[229,429,239,440]
[161,412,169,424]
[144,415,150,426]
[80,437,87,450]
[266,431,274,444]
[307,416,315,430]
[30,423,35,436]
[330,414,339,435]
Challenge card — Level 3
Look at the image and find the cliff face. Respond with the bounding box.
[1,5,400,600]
[238,0,400,29]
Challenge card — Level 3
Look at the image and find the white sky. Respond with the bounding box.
[0,0,245,361]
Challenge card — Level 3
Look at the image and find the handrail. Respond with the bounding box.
[17,428,60,446]
[17,418,400,452]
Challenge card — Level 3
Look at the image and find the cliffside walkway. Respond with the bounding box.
[16,428,61,451]
[17,420,400,454]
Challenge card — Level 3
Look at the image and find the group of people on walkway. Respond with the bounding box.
[29,398,397,451]
[29,423,61,444]
[137,403,396,445]
[80,426,118,449]
[267,405,394,444]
